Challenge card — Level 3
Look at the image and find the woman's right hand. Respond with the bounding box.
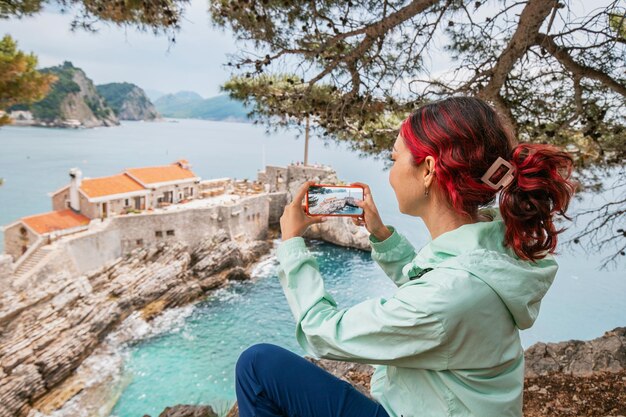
[350,182,392,241]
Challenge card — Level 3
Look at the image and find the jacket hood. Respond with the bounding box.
[403,206,558,330]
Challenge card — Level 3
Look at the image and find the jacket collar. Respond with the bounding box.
[403,206,509,277]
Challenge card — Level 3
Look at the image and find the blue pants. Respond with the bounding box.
[235,343,391,417]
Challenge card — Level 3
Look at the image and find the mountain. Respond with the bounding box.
[154,92,251,122]
[153,91,203,116]
[96,82,161,121]
[7,61,119,128]
[143,88,166,103]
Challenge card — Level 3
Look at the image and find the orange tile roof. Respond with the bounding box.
[22,209,90,235]
[125,163,197,185]
[80,173,146,198]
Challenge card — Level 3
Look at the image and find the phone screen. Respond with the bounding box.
[306,184,364,217]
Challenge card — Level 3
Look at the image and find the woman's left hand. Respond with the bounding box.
[280,180,326,240]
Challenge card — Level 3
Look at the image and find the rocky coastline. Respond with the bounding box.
[0,228,277,417]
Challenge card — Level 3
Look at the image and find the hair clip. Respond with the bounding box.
[481,156,515,190]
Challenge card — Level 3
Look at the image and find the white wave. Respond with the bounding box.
[250,254,279,279]
[206,286,244,303]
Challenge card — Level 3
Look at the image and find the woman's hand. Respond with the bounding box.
[350,182,392,241]
[280,180,326,240]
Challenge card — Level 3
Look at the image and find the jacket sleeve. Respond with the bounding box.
[369,225,417,287]
[276,237,448,369]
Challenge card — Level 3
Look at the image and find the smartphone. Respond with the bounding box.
[305,184,364,217]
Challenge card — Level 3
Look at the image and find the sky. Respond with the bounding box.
[1,0,240,98]
[1,0,599,100]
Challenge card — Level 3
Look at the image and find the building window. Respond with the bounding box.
[125,198,130,206]
[190,188,194,196]
[166,229,175,236]
[155,231,163,237]
[136,239,143,245]
[66,201,71,208]
[20,226,27,236]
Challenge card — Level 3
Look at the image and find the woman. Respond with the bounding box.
[234,96,577,417]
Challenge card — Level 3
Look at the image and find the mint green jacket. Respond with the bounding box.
[276,207,558,417]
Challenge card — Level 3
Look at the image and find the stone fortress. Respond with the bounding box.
[0,160,366,291]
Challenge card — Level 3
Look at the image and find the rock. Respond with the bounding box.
[0,254,13,291]
[238,241,271,265]
[31,372,85,414]
[523,370,626,417]
[155,404,218,417]
[304,356,375,398]
[96,82,161,121]
[524,327,626,377]
[225,266,250,281]
[303,216,371,251]
[0,229,271,417]
[224,403,238,417]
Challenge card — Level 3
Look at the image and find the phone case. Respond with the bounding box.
[305,184,364,217]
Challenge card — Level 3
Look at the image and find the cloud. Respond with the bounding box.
[1,0,238,97]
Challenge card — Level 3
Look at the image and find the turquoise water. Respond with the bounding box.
[109,240,396,417]
[336,205,363,214]
[1,120,624,416]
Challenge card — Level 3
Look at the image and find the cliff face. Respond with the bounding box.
[0,230,271,417]
[64,66,119,128]
[8,61,119,128]
[524,327,626,377]
[96,82,161,121]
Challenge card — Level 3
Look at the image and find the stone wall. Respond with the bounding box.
[267,192,289,226]
[79,192,99,219]
[63,226,122,275]
[11,244,80,291]
[52,189,70,211]
[259,166,288,193]
[225,193,270,241]
[54,192,272,275]
[2,222,38,262]
[284,164,338,187]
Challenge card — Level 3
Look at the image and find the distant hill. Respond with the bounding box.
[154,92,251,122]
[96,82,161,121]
[144,88,166,103]
[7,61,119,128]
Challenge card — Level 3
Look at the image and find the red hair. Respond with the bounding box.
[400,96,578,263]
